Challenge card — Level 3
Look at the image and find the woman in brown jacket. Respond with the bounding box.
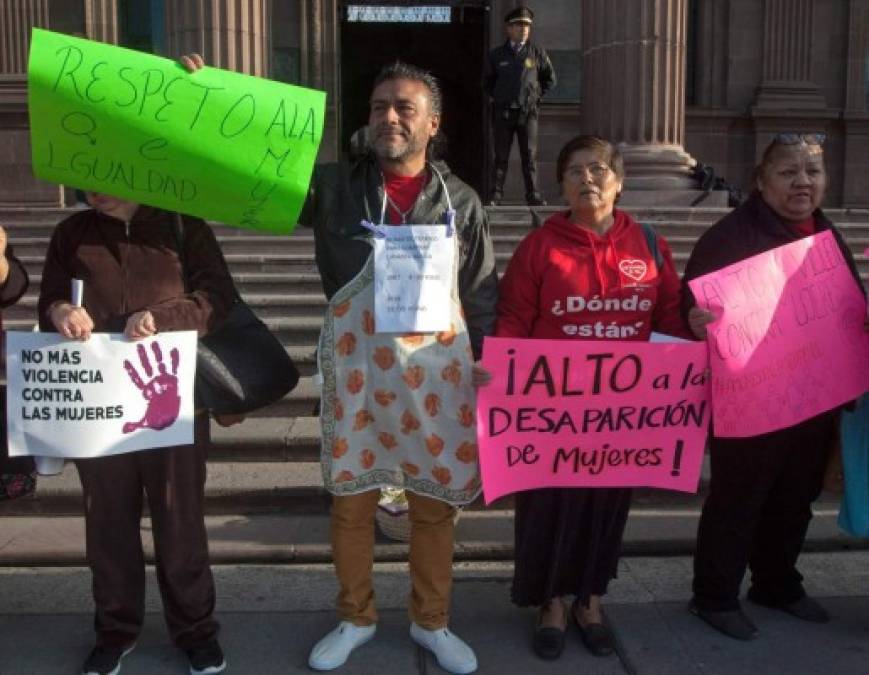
[38,191,236,675]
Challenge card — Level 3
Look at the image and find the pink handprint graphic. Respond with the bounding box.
[122,340,181,434]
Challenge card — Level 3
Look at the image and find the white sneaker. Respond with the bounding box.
[308,621,376,671]
[410,622,478,674]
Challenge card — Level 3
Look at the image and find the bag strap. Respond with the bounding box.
[170,212,243,304]
[640,222,665,270]
[170,213,191,293]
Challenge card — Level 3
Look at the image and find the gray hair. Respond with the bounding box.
[372,61,443,116]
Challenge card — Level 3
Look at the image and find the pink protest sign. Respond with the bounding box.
[476,337,710,504]
[689,230,869,438]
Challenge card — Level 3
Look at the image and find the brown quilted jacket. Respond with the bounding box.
[37,206,235,336]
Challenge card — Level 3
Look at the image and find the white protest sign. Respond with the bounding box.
[5,331,197,458]
[373,225,454,332]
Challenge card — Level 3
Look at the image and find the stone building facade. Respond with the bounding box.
[1,0,867,208]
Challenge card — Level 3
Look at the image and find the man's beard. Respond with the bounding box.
[370,128,426,161]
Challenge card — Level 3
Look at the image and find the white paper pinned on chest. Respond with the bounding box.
[373,224,454,333]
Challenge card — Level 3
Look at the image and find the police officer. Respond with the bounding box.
[484,5,556,206]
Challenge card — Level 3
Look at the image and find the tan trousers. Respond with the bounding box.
[331,489,456,629]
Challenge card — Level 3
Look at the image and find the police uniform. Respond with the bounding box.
[483,6,556,205]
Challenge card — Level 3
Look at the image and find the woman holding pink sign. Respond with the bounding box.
[683,135,864,641]
[493,135,689,660]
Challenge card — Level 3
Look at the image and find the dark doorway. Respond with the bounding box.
[340,2,489,195]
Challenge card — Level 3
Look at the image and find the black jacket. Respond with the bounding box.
[0,244,28,310]
[298,154,498,359]
[1,244,30,474]
[484,40,556,113]
[681,192,863,319]
[1,243,28,365]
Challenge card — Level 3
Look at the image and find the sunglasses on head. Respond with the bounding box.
[773,133,826,146]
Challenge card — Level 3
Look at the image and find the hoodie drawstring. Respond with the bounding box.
[587,231,608,295]
[610,236,625,292]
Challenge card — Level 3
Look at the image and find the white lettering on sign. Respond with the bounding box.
[346,6,451,23]
[550,294,654,316]
[6,331,197,459]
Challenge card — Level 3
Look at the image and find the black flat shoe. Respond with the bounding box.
[532,624,566,660]
[688,599,759,640]
[571,599,615,657]
[532,602,567,660]
[747,591,830,623]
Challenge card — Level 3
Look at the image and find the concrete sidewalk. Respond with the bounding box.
[1,553,869,674]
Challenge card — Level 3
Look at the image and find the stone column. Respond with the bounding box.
[0,0,61,205]
[85,0,119,44]
[0,0,49,73]
[750,0,833,202]
[753,0,826,110]
[581,0,699,199]
[300,0,338,161]
[164,0,269,77]
[300,0,325,89]
[842,0,869,207]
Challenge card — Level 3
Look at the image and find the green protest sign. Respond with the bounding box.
[27,28,325,234]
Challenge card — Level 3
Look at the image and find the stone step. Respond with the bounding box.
[206,416,321,458]
[6,218,869,240]
[21,271,330,296]
[0,498,857,566]
[12,251,869,286]
[2,292,331,321]
[231,272,326,295]
[0,204,720,222]
[2,453,714,517]
[1,203,867,228]
[0,498,856,575]
[20,229,869,260]
[246,379,320,418]
[5,233,320,257]
[3,313,325,345]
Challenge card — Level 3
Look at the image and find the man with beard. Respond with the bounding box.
[182,56,497,674]
[303,61,497,675]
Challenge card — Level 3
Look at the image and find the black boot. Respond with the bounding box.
[490,166,506,206]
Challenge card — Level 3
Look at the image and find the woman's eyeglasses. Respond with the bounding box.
[564,163,611,180]
[773,133,826,146]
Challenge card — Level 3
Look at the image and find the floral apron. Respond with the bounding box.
[318,170,481,506]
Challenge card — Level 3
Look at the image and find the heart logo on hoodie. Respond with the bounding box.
[618,259,648,282]
[619,259,648,281]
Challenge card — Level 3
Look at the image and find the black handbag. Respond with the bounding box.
[172,215,300,415]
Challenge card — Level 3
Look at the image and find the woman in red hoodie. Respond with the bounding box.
[495,135,688,660]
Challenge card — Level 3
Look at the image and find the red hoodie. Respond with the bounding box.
[495,209,688,341]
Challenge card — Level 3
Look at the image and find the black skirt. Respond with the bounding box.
[511,487,632,607]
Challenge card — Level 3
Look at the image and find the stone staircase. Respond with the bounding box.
[1,205,867,562]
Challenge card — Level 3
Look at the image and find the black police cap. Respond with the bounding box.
[505,6,534,25]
